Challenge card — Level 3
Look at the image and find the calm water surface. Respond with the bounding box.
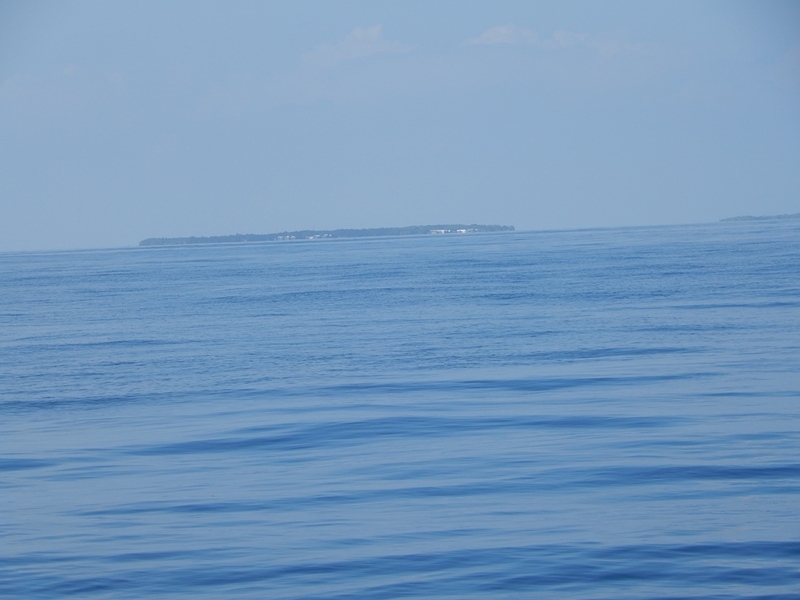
[1,222,799,598]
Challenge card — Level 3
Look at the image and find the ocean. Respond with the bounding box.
[1,221,799,598]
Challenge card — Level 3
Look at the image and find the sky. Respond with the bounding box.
[1,0,799,251]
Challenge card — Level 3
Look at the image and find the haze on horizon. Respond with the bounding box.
[1,0,798,252]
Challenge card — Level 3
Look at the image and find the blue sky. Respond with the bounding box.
[1,0,798,251]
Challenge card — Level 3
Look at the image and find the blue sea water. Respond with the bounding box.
[1,221,799,599]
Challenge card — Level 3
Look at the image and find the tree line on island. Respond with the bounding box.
[720,213,800,222]
[139,224,515,246]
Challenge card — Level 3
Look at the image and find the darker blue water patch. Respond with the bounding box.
[672,300,800,310]
[516,346,697,361]
[308,372,708,398]
[9,338,190,355]
[0,458,55,472]
[701,390,800,398]
[0,392,173,414]
[577,464,800,486]
[127,414,680,457]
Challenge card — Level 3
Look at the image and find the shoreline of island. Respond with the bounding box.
[720,212,800,222]
[139,224,515,246]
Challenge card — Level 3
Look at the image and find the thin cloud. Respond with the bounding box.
[465,24,539,46]
[465,25,590,51]
[305,25,411,67]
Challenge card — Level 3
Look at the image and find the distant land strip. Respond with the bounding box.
[139,224,515,246]
[720,212,800,222]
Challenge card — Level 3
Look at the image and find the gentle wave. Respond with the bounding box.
[3,542,799,599]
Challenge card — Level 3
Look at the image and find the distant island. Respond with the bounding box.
[721,213,800,222]
[139,224,515,246]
